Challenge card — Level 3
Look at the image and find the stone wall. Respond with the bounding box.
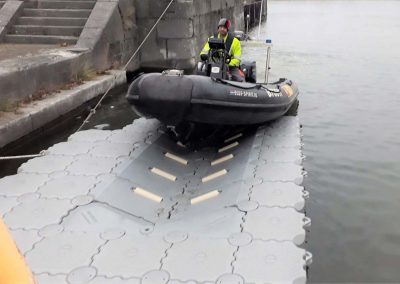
[76,0,139,71]
[134,0,266,71]
[76,0,268,71]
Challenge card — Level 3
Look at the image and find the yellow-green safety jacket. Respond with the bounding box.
[200,33,242,67]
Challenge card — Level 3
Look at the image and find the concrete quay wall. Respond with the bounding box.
[71,0,268,72]
[76,0,139,71]
[135,0,266,71]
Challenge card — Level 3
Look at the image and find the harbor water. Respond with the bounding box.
[259,0,400,282]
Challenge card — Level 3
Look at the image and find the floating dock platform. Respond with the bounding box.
[0,117,311,283]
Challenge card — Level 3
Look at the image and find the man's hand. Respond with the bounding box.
[200,54,209,61]
[225,54,232,64]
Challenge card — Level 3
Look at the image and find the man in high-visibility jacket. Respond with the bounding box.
[200,18,245,82]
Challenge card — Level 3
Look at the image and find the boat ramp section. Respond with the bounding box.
[0,117,311,283]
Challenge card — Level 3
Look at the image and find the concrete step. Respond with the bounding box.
[24,1,96,10]
[17,16,87,26]
[23,8,92,18]
[9,25,83,37]
[5,34,78,44]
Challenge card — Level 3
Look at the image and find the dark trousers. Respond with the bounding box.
[229,67,245,82]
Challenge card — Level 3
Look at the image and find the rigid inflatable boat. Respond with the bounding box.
[127,37,299,126]
[126,72,298,126]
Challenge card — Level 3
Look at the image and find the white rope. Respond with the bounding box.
[76,0,175,132]
[0,0,175,160]
[0,151,46,161]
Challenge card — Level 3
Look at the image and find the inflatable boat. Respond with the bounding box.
[127,37,299,127]
[126,72,298,126]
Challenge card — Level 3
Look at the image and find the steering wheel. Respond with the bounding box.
[210,49,231,66]
[210,50,222,63]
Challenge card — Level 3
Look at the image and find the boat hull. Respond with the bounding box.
[127,73,299,126]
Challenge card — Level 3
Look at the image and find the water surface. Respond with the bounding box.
[258,1,400,282]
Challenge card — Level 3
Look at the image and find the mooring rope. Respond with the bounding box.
[0,151,47,161]
[0,0,175,160]
[76,0,175,132]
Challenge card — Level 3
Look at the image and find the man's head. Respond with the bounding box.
[217,18,231,37]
